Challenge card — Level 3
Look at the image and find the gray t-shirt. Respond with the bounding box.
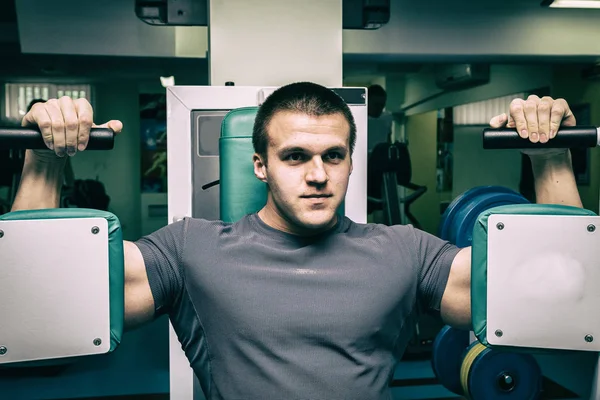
[135,213,460,400]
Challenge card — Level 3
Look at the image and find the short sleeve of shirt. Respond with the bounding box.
[411,227,461,314]
[134,219,189,316]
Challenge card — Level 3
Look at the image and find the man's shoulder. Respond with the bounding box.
[341,217,415,240]
[181,213,264,236]
[183,216,229,227]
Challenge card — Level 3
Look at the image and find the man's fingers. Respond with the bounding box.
[509,99,528,139]
[549,102,564,139]
[489,113,508,128]
[94,120,124,136]
[23,103,54,150]
[524,96,540,143]
[59,96,79,156]
[45,99,67,157]
[74,98,93,151]
[20,97,105,157]
[107,120,123,133]
[538,96,553,144]
[551,98,577,138]
[506,113,516,128]
[94,120,123,132]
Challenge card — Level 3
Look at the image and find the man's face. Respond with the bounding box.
[253,111,353,235]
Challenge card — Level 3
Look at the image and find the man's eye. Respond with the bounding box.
[286,153,304,161]
[326,152,342,160]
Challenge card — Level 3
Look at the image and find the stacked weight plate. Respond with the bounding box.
[438,186,530,248]
[432,186,543,399]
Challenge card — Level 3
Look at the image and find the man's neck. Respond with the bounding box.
[257,204,338,237]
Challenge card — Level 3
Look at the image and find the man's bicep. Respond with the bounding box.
[124,219,187,331]
[123,241,155,330]
[440,247,472,330]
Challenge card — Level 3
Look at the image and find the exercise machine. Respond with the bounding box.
[431,125,600,399]
[3,122,600,400]
[367,140,427,228]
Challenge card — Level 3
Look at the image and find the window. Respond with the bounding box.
[4,83,93,121]
[453,93,525,125]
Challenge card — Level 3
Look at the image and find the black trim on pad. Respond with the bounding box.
[331,88,366,105]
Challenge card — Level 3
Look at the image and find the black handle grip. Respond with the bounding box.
[483,126,598,149]
[0,127,114,150]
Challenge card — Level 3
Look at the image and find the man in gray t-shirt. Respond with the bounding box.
[136,212,459,399]
[14,82,584,399]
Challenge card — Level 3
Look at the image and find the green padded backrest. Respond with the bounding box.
[220,107,268,223]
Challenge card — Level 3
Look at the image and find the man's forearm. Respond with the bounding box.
[530,150,583,208]
[11,150,66,211]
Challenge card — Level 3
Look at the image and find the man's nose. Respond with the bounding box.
[305,157,328,184]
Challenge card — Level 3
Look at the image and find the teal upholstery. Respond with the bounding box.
[471,203,596,349]
[0,208,124,363]
[219,107,267,223]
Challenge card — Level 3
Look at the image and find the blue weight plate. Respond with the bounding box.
[431,325,470,395]
[439,186,493,241]
[439,186,519,243]
[469,349,543,400]
[453,192,529,248]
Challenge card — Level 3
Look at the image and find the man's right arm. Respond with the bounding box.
[11,97,156,331]
[123,242,156,330]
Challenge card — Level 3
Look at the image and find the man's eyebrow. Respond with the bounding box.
[278,146,306,154]
[325,146,348,154]
[278,145,348,154]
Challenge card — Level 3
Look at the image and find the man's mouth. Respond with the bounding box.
[301,194,333,199]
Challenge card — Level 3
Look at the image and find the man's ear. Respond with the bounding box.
[349,156,353,175]
[253,153,268,183]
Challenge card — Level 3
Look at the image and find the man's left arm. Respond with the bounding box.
[440,95,584,330]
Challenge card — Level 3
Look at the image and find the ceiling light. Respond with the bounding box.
[542,0,600,8]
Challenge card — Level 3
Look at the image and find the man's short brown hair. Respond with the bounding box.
[252,82,357,160]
